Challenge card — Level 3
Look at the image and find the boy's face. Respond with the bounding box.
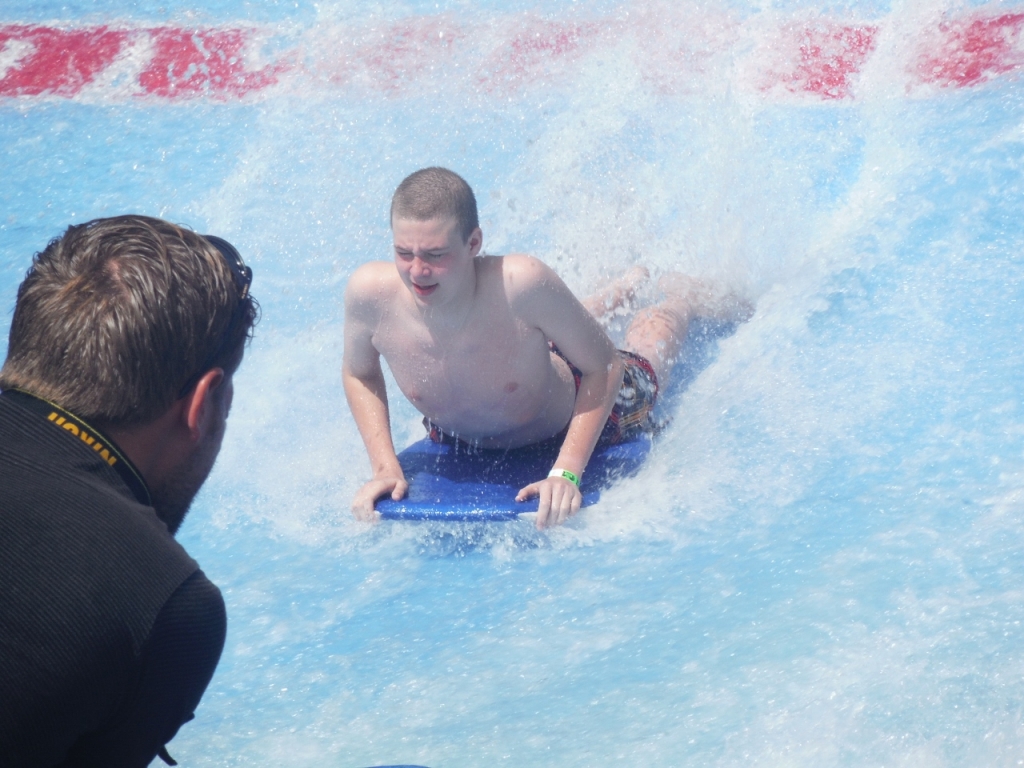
[392,217,481,305]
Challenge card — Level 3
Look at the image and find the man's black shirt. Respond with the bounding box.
[0,390,226,767]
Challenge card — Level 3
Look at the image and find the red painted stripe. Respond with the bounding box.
[778,23,878,100]
[0,23,283,98]
[327,16,468,92]
[497,18,603,83]
[138,28,282,98]
[914,12,1024,88]
[0,12,1020,102]
[0,25,127,96]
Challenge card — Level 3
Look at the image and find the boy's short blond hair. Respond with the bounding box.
[390,167,479,243]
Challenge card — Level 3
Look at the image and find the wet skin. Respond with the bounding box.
[343,217,623,528]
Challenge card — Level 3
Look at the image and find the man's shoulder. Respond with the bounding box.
[0,395,201,750]
[0,394,197,597]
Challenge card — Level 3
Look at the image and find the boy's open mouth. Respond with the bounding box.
[413,283,438,296]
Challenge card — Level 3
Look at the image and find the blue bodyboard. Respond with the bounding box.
[376,435,652,521]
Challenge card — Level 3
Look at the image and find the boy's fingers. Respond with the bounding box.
[555,490,572,525]
[351,493,380,521]
[571,489,582,515]
[352,477,404,520]
[535,485,554,529]
[351,487,373,512]
[516,482,540,502]
[547,488,562,524]
[535,509,550,529]
[519,478,582,528]
[520,478,585,528]
[391,479,409,500]
[551,485,581,525]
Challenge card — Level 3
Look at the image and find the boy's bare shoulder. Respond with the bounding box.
[490,253,575,317]
[489,253,561,298]
[345,261,401,314]
[346,260,398,294]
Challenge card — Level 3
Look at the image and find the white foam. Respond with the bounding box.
[0,38,34,82]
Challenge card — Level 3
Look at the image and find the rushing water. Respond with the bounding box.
[3,1,1024,765]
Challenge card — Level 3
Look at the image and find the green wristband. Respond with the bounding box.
[548,468,580,487]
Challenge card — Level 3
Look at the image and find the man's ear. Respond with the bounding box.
[182,368,225,441]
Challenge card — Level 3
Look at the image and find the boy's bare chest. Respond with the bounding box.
[375,316,552,420]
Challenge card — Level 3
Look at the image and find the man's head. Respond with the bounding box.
[1,215,258,532]
[0,215,257,429]
[390,167,479,243]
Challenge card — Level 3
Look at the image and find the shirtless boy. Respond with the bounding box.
[343,167,744,528]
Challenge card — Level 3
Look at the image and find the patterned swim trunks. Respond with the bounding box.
[551,345,660,446]
[425,345,660,448]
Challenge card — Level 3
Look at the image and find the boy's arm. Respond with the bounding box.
[342,268,408,520]
[510,257,625,529]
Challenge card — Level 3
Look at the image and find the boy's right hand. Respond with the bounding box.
[351,474,408,521]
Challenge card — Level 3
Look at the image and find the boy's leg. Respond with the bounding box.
[623,273,752,390]
[582,266,650,321]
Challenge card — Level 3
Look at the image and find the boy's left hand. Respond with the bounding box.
[516,476,582,529]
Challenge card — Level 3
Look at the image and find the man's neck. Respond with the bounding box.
[104,405,188,495]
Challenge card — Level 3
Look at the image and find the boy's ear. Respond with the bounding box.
[468,227,483,258]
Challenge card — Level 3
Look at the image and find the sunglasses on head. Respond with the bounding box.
[176,234,253,399]
[204,234,252,300]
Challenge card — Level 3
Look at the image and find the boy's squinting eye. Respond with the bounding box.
[395,250,447,262]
